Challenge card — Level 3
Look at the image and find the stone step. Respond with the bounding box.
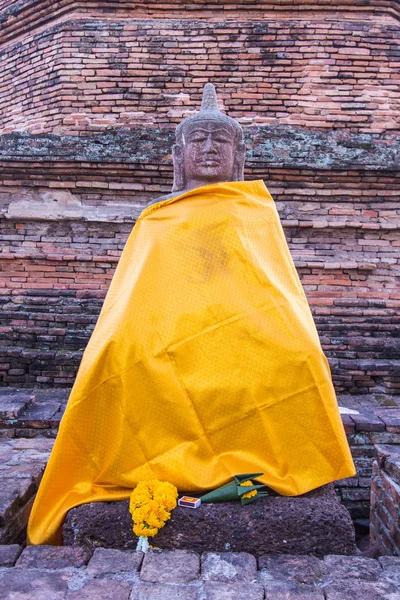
[0,388,398,439]
[0,437,53,544]
[0,545,398,599]
[64,484,356,557]
[0,389,68,437]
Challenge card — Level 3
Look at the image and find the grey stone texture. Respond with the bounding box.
[86,547,143,576]
[264,582,325,600]
[201,551,257,582]
[0,548,398,599]
[378,556,400,569]
[64,484,356,556]
[0,568,68,600]
[377,556,400,587]
[323,554,383,581]
[324,581,400,600]
[67,579,132,600]
[258,555,324,585]
[140,549,200,583]
[130,584,199,600]
[1,128,398,171]
[16,545,92,569]
[0,437,54,544]
[0,393,32,419]
[0,389,68,439]
[0,544,21,567]
[203,582,264,600]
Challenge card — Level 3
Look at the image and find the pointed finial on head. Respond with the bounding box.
[200,83,219,111]
[172,82,245,192]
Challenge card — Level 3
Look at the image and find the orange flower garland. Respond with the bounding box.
[129,480,178,551]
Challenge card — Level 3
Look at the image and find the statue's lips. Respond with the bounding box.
[199,160,221,167]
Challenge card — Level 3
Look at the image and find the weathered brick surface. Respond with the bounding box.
[0,0,399,394]
[1,9,399,135]
[0,208,399,391]
[370,445,400,556]
[0,0,400,404]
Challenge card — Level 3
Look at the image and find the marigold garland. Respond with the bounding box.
[129,480,178,549]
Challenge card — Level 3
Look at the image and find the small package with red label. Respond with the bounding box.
[178,496,201,509]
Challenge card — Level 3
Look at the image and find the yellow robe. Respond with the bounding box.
[28,180,355,545]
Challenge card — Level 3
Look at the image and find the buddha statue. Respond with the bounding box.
[147,83,245,205]
[28,83,355,546]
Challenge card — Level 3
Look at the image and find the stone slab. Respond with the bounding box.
[258,555,324,585]
[203,582,264,600]
[67,579,132,600]
[0,568,68,600]
[378,556,400,569]
[201,552,257,582]
[64,484,356,557]
[140,549,200,583]
[0,477,35,525]
[0,388,69,438]
[323,555,382,582]
[0,438,53,543]
[0,394,32,419]
[0,545,21,567]
[16,545,92,569]
[130,584,199,600]
[264,582,325,600]
[86,547,143,576]
[19,401,62,429]
[323,581,400,600]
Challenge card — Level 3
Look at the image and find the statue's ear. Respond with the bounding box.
[231,142,246,182]
[172,144,185,192]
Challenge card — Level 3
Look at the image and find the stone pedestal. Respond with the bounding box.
[63,484,356,557]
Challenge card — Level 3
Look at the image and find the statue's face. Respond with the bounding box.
[182,121,236,188]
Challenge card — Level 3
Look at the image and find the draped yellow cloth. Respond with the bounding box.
[28,180,355,545]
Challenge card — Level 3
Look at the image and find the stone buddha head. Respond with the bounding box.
[172,83,246,193]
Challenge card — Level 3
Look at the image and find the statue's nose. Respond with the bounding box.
[204,135,217,153]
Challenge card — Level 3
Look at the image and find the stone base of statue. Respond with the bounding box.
[63,484,356,557]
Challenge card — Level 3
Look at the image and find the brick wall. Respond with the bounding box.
[1,211,399,390]
[371,444,400,555]
[0,1,399,390]
[1,13,399,135]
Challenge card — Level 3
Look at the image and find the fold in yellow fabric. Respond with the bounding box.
[28,180,355,545]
